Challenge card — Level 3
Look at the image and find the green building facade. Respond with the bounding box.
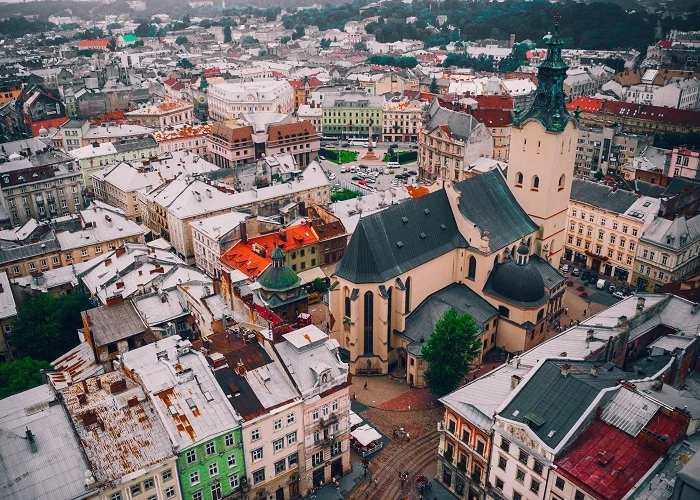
[177,428,246,500]
[321,91,384,138]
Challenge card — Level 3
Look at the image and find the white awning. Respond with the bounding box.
[349,410,363,428]
[297,266,328,285]
[350,424,382,446]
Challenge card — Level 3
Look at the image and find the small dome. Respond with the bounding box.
[258,262,300,292]
[517,242,530,255]
[490,260,546,303]
[38,126,49,137]
[270,246,285,260]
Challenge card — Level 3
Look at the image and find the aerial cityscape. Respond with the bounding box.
[1,1,700,500]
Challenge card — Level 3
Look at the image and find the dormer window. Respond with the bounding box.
[321,371,330,384]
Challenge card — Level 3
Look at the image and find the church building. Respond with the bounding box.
[329,26,577,386]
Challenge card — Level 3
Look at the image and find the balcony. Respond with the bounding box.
[319,413,338,428]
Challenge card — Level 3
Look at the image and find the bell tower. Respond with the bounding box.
[507,19,578,268]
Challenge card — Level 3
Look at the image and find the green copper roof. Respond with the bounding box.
[122,34,138,43]
[513,25,573,133]
[259,265,300,292]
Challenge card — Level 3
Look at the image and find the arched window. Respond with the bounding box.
[387,287,393,349]
[516,172,523,186]
[558,173,565,190]
[404,277,411,314]
[532,176,540,189]
[344,286,351,317]
[468,256,477,280]
[537,309,544,322]
[363,291,374,355]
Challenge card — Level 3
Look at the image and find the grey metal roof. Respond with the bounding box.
[400,283,498,357]
[334,189,467,283]
[0,233,60,266]
[571,179,639,214]
[0,385,93,500]
[425,99,480,141]
[500,360,636,449]
[453,169,539,254]
[600,387,659,437]
[82,301,146,346]
[529,255,566,291]
[113,137,157,153]
[640,214,700,251]
[662,175,700,196]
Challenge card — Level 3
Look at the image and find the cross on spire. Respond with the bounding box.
[554,13,562,29]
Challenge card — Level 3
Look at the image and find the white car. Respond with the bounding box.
[612,291,625,300]
[329,173,336,180]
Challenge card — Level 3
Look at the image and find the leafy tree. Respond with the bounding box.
[312,277,329,293]
[182,14,191,26]
[224,25,232,43]
[421,308,482,397]
[178,58,194,69]
[9,293,92,362]
[264,7,277,22]
[429,77,439,94]
[354,41,368,51]
[593,170,605,180]
[320,38,332,49]
[175,35,189,46]
[107,37,117,51]
[107,22,123,30]
[499,42,529,73]
[133,40,144,47]
[281,35,291,44]
[292,25,305,40]
[0,357,52,399]
[134,21,150,37]
[655,131,700,150]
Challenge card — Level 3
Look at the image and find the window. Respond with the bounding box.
[229,474,239,489]
[190,470,200,485]
[519,450,529,465]
[251,429,260,441]
[632,228,638,236]
[225,433,235,447]
[532,175,539,189]
[332,399,339,412]
[461,428,470,444]
[314,430,320,443]
[186,450,197,464]
[111,494,122,500]
[192,492,202,500]
[495,477,504,490]
[516,171,523,185]
[252,448,263,462]
[81,249,88,257]
[501,437,510,452]
[662,255,668,265]
[610,235,616,244]
[144,478,154,490]
[629,242,635,251]
[206,442,216,455]
[275,459,287,475]
[476,440,485,456]
[273,438,284,453]
[165,488,175,499]
[211,483,222,500]
[555,476,565,490]
[574,491,585,500]
[209,463,219,477]
[288,452,299,467]
[313,408,319,421]
[287,413,295,425]
[162,470,172,482]
[312,451,324,467]
[498,456,507,470]
[601,217,606,226]
[530,478,541,493]
[322,404,329,416]
[572,209,577,217]
[253,468,266,485]
[227,453,237,469]
[287,431,297,446]
[274,419,282,431]
[513,492,522,500]
[516,468,525,483]
[467,256,476,280]
[598,231,604,240]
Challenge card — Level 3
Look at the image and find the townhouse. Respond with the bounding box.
[207,80,294,121]
[381,97,422,143]
[153,123,212,157]
[125,101,195,130]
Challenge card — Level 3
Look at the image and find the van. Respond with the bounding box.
[350,166,356,173]
[387,161,400,168]
[596,279,606,290]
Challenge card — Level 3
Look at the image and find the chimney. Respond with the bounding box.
[510,374,522,390]
[78,393,87,405]
[240,221,248,244]
[652,381,663,391]
[617,316,628,327]
[206,188,212,198]
[25,428,38,453]
[560,363,571,377]
[115,281,125,290]
[95,377,102,390]
[692,303,700,314]
[636,296,646,312]
[81,380,88,393]
[115,247,126,258]
[106,294,123,306]
[104,258,112,266]
[0,283,4,293]
[590,365,599,377]
[127,396,139,408]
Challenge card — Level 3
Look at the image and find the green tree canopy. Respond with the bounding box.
[178,58,194,69]
[421,308,482,397]
[429,77,439,94]
[292,25,305,40]
[10,293,92,362]
[312,277,329,294]
[0,357,52,399]
[354,41,368,51]
[224,25,232,43]
[175,35,189,46]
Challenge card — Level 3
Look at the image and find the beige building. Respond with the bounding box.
[418,100,494,183]
[191,211,251,278]
[565,179,660,283]
[382,98,423,143]
[153,123,211,157]
[0,271,17,362]
[632,214,700,292]
[125,100,195,130]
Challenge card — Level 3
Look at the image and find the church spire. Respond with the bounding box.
[514,17,572,133]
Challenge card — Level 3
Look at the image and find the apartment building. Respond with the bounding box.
[297,105,322,133]
[206,122,255,168]
[668,147,700,179]
[81,122,155,146]
[191,211,250,278]
[270,326,351,495]
[70,137,159,187]
[564,179,660,283]
[265,121,320,168]
[153,123,212,157]
[92,151,219,223]
[573,125,652,178]
[0,272,17,362]
[125,100,195,130]
[633,214,700,292]
[207,80,294,121]
[321,91,384,138]
[382,98,422,143]
[0,151,85,226]
[52,119,90,151]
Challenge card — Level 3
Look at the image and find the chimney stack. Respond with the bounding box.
[636,296,646,312]
[590,365,599,377]
[560,363,571,377]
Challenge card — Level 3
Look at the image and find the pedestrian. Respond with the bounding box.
[364,382,368,390]
[374,478,378,487]
[406,432,410,442]
[565,307,569,315]
[584,308,587,315]
[335,479,340,490]
[352,391,356,400]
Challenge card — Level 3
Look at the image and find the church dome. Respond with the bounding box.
[517,241,530,255]
[38,126,49,138]
[258,247,300,292]
[490,261,546,304]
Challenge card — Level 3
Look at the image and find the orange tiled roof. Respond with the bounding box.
[407,185,429,198]
[267,121,317,141]
[211,121,253,144]
[221,223,320,278]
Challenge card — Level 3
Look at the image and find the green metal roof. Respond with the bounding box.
[258,264,300,292]
[122,34,138,42]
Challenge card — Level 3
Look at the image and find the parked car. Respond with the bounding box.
[561,264,569,273]
[329,173,336,180]
[408,170,418,175]
[358,180,367,186]
[596,279,606,290]
[608,284,616,293]
[612,291,625,300]
[571,267,580,276]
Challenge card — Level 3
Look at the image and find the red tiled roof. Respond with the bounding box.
[203,68,222,77]
[471,109,513,127]
[555,413,685,500]
[288,77,323,90]
[220,224,320,278]
[657,40,672,49]
[567,97,605,113]
[474,95,513,110]
[79,39,109,47]
[267,121,317,141]
[211,122,253,144]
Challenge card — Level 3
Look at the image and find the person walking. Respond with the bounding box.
[374,478,378,488]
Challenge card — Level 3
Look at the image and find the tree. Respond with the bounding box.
[182,14,191,26]
[312,277,329,294]
[0,357,52,399]
[263,7,277,21]
[281,35,291,44]
[593,170,605,180]
[421,308,482,397]
[429,77,439,94]
[107,37,117,51]
[176,35,189,46]
[292,25,305,40]
[224,25,232,43]
[320,38,332,49]
[9,293,92,362]
[178,58,194,69]
[354,41,368,51]
[134,21,150,37]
